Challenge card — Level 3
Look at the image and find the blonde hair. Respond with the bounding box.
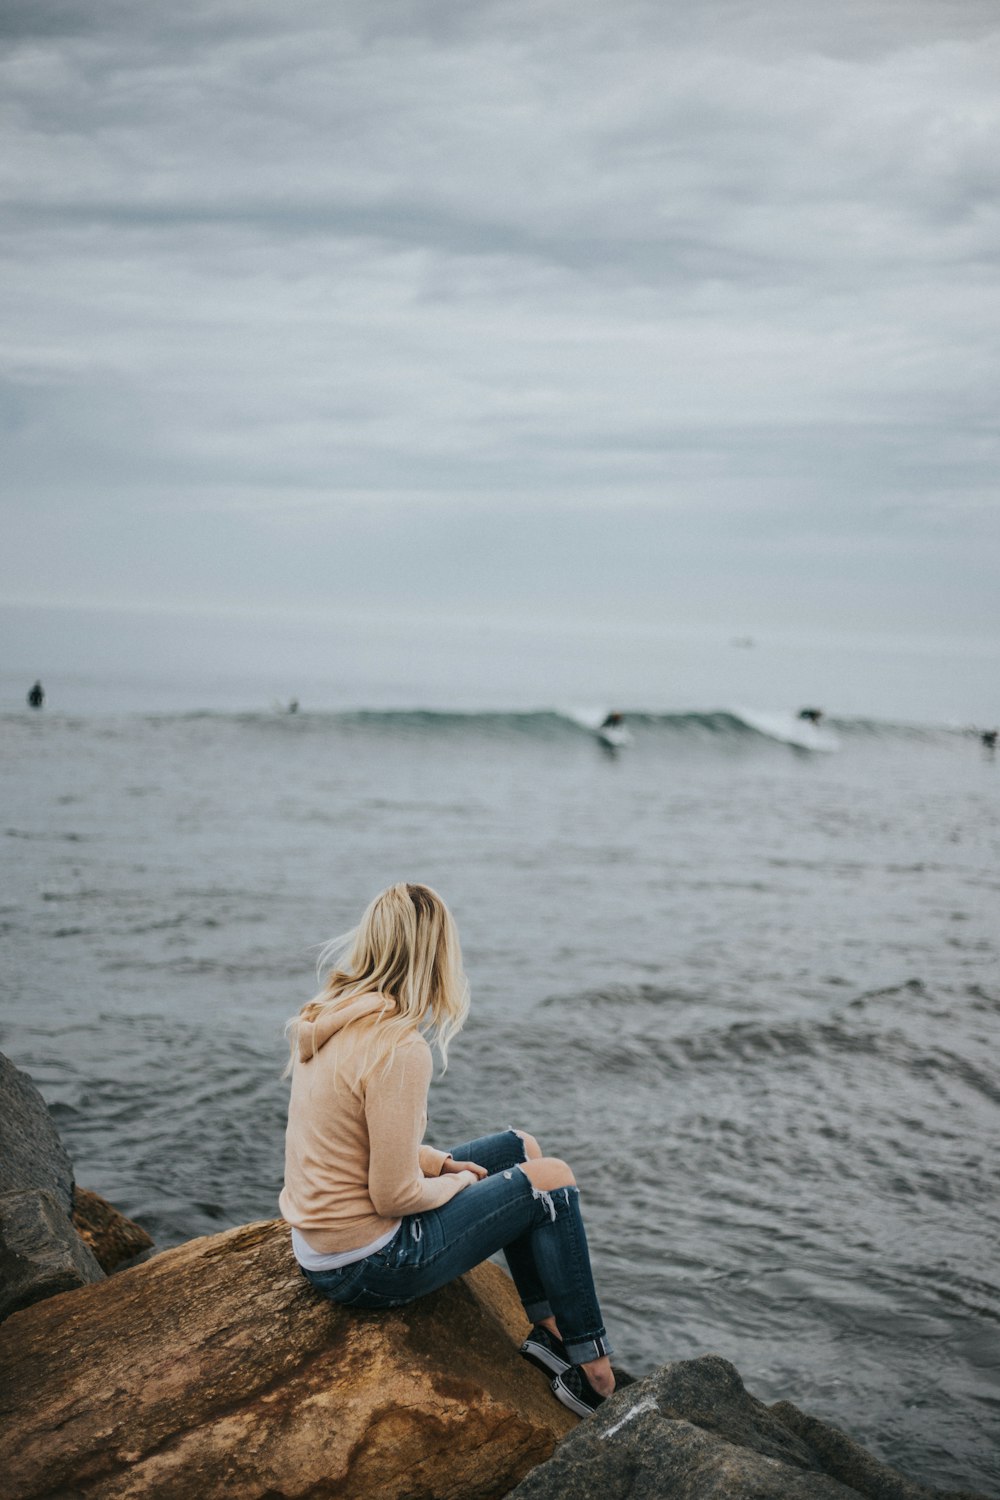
[285,883,469,1080]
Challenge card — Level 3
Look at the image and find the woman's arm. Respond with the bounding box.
[418,1144,452,1176]
[365,1041,478,1217]
[418,1146,487,1179]
[441,1157,487,1178]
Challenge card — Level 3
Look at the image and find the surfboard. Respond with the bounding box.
[737,708,840,753]
[597,723,634,749]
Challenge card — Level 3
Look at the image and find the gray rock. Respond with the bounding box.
[0,1052,75,1213]
[0,1188,105,1321]
[509,1356,985,1500]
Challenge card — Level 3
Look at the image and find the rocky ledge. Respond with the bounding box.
[0,1219,574,1500]
[510,1355,985,1500]
[0,1052,152,1322]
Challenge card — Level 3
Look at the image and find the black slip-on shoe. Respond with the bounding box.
[519,1324,572,1377]
[551,1366,608,1417]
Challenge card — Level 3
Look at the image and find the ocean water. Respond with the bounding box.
[1,698,998,1493]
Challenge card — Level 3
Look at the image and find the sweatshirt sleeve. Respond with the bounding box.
[365,1041,471,1217]
[419,1145,451,1176]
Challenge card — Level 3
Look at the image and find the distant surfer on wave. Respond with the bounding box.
[797,707,823,725]
[26,680,45,710]
[982,729,998,750]
[280,883,616,1416]
[600,711,625,730]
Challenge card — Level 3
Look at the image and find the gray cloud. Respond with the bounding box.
[2,0,999,647]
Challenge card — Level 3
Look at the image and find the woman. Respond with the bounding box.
[280,882,615,1416]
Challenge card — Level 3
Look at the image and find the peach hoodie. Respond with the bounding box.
[279,993,473,1253]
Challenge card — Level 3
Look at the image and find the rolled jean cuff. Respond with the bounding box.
[564,1330,613,1365]
[523,1299,553,1323]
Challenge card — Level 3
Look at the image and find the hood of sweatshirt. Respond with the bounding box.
[297,992,396,1063]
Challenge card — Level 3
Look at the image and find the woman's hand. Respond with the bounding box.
[442,1158,488,1180]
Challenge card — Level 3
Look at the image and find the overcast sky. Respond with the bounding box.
[2,0,999,654]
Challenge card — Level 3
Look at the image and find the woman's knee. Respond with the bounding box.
[520,1156,576,1191]
[513,1129,542,1161]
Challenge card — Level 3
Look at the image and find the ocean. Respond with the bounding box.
[1,681,997,1492]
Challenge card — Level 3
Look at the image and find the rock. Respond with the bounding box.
[0,1188,105,1322]
[0,1218,576,1500]
[0,1053,143,1319]
[0,1052,75,1213]
[508,1355,986,1500]
[72,1186,154,1273]
[768,1400,983,1500]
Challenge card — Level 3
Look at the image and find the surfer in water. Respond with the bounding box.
[982,729,998,750]
[797,707,823,725]
[26,681,45,710]
[280,883,616,1417]
[600,711,625,730]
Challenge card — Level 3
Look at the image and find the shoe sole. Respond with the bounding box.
[551,1375,600,1418]
[519,1341,572,1377]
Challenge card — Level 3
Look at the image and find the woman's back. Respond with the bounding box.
[280,992,463,1253]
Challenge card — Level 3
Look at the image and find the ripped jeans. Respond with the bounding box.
[300,1129,612,1365]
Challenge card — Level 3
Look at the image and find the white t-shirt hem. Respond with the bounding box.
[291,1221,401,1272]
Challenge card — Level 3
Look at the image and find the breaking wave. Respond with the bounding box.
[129,704,978,753]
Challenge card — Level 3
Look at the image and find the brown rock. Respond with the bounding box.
[0,1217,576,1500]
[72,1186,154,1273]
